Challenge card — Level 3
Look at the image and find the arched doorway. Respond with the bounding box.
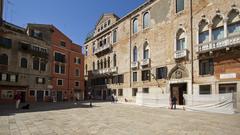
[168,64,189,105]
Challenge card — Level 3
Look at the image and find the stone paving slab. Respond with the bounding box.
[0,102,240,135]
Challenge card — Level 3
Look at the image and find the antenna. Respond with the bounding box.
[5,0,14,21]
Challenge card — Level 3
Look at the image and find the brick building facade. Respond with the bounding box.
[84,0,240,113]
[27,24,84,101]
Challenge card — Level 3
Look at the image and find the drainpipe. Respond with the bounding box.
[129,18,132,88]
[190,0,194,95]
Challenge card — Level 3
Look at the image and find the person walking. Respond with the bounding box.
[171,96,177,110]
[15,92,21,109]
[111,93,115,103]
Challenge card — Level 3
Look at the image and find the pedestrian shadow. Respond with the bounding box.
[0,101,102,116]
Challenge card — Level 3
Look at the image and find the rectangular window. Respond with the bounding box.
[61,65,65,74]
[133,72,137,82]
[112,76,118,84]
[118,89,123,96]
[57,79,63,86]
[142,70,150,81]
[55,64,59,73]
[1,90,14,99]
[199,31,209,44]
[118,75,124,83]
[199,85,211,94]
[143,88,149,93]
[30,90,35,96]
[55,52,65,63]
[212,27,224,40]
[45,91,49,96]
[1,73,7,81]
[199,59,214,75]
[132,88,138,96]
[10,75,16,82]
[156,67,167,79]
[75,57,81,64]
[75,81,79,87]
[60,41,66,47]
[40,62,46,71]
[33,58,40,70]
[0,37,12,49]
[228,22,240,35]
[219,84,237,94]
[113,29,117,43]
[176,0,184,13]
[36,77,45,84]
[177,38,185,50]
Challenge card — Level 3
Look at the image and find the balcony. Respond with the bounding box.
[174,49,187,59]
[92,67,118,76]
[140,58,150,66]
[94,43,111,55]
[196,33,240,53]
[131,61,139,69]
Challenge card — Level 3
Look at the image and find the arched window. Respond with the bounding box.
[20,58,28,68]
[227,9,240,35]
[0,54,8,65]
[143,12,150,29]
[104,58,107,68]
[212,15,224,40]
[143,42,149,59]
[113,54,117,67]
[133,18,138,33]
[107,56,110,68]
[93,62,95,70]
[176,29,186,51]
[199,19,209,44]
[100,59,103,69]
[133,46,138,62]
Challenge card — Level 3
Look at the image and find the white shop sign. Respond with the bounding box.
[220,73,237,79]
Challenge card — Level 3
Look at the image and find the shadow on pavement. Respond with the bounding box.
[0,101,107,116]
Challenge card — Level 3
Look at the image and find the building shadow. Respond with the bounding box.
[0,101,106,116]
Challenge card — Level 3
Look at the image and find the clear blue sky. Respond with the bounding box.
[3,0,145,46]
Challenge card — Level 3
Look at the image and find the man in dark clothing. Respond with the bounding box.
[88,92,93,107]
[171,96,177,109]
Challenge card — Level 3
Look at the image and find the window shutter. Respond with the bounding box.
[199,61,202,75]
[74,58,76,63]
[42,78,45,84]
[16,75,18,82]
[36,77,39,84]
[0,73,2,81]
[6,74,10,81]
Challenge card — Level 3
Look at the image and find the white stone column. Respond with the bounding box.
[208,24,213,41]
[223,18,228,38]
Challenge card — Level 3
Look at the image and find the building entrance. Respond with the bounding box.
[170,83,187,105]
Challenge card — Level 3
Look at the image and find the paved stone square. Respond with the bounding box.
[0,102,240,135]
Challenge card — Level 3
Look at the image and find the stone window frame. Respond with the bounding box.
[174,26,187,52]
[57,79,64,86]
[142,10,151,30]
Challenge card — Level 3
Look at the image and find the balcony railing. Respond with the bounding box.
[131,61,139,69]
[174,49,187,59]
[140,58,150,66]
[92,67,118,76]
[94,43,111,55]
[196,33,240,53]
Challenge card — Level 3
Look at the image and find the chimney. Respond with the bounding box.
[0,0,3,25]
